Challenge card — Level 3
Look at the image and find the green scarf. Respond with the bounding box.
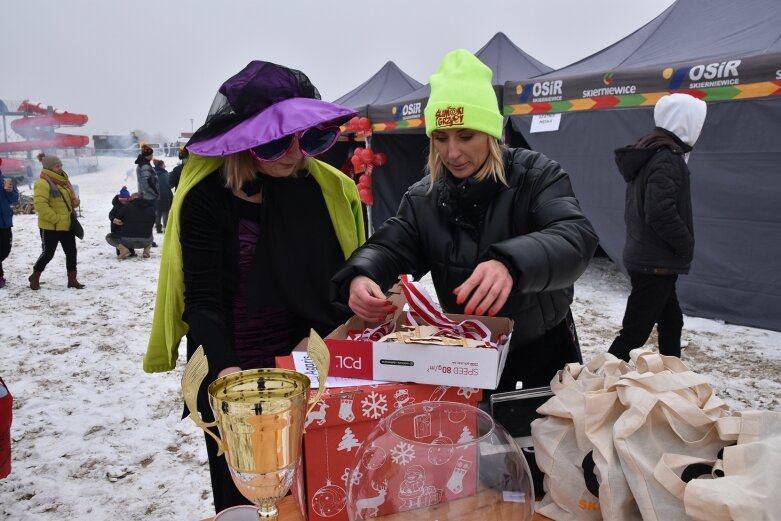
[143,154,365,373]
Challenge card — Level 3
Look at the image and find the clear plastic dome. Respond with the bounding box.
[346,401,534,520]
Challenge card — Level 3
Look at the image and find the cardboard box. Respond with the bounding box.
[277,355,482,521]
[324,313,513,390]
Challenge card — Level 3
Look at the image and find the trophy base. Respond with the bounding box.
[214,505,259,521]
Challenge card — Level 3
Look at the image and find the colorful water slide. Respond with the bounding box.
[0,100,89,153]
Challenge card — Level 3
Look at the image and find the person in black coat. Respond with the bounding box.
[107,186,135,257]
[105,192,155,259]
[168,146,188,191]
[331,50,599,391]
[153,159,173,233]
[608,93,707,361]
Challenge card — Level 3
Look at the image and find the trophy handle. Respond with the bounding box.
[185,412,224,452]
[305,329,331,418]
[182,346,226,455]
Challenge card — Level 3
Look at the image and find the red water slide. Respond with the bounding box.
[0,157,29,176]
[0,100,89,153]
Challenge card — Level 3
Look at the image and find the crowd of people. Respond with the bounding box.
[0,51,706,514]
[105,143,184,259]
[0,140,190,291]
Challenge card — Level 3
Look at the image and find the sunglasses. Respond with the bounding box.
[249,125,340,162]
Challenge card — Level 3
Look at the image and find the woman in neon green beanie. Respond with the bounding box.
[332,49,599,391]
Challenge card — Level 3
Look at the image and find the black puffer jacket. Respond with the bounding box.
[154,166,173,210]
[332,147,598,347]
[114,197,155,238]
[108,195,124,234]
[616,128,694,274]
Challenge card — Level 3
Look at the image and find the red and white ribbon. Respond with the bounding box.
[399,275,500,349]
[346,275,504,349]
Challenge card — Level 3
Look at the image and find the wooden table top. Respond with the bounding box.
[203,494,552,520]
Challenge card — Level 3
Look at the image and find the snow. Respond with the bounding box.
[0,157,779,520]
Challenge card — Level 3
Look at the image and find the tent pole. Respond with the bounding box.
[366,205,374,236]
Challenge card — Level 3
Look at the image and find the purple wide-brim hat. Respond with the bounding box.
[188,97,357,157]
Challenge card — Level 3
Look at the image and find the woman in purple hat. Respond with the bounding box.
[144,61,365,512]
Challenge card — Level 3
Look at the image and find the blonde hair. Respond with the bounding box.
[221,151,257,191]
[426,137,507,186]
[220,150,305,191]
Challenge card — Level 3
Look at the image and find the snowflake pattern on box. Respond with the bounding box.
[361,391,388,419]
[390,441,416,465]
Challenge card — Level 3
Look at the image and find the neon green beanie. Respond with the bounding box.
[424,49,503,138]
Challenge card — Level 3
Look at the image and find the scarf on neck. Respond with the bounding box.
[143,154,365,373]
[41,169,75,203]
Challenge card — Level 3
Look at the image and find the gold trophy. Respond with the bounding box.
[182,330,330,519]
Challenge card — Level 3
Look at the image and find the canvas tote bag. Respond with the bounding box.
[654,410,781,521]
[582,366,642,521]
[612,351,731,521]
[533,353,635,521]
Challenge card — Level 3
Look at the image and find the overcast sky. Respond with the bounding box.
[1,0,675,142]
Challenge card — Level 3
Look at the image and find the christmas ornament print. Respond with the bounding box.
[311,479,346,517]
[426,434,455,465]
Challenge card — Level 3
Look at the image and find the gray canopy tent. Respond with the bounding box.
[363,32,553,229]
[504,0,781,331]
[333,60,423,117]
[319,61,422,170]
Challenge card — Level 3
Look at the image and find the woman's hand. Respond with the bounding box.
[217,366,242,378]
[112,218,123,226]
[348,275,397,322]
[453,260,513,316]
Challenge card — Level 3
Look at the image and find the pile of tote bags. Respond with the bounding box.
[531,350,781,521]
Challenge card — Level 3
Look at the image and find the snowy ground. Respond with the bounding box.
[1,156,779,520]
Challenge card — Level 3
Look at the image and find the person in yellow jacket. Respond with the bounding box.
[143,60,364,513]
[29,154,84,289]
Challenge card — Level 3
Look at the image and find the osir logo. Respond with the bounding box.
[392,102,422,121]
[516,80,563,102]
[664,59,741,89]
[533,80,562,97]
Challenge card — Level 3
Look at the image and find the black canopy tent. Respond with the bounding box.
[362,32,553,229]
[504,0,781,331]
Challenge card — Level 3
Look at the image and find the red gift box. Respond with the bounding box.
[276,355,482,521]
[0,377,12,479]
